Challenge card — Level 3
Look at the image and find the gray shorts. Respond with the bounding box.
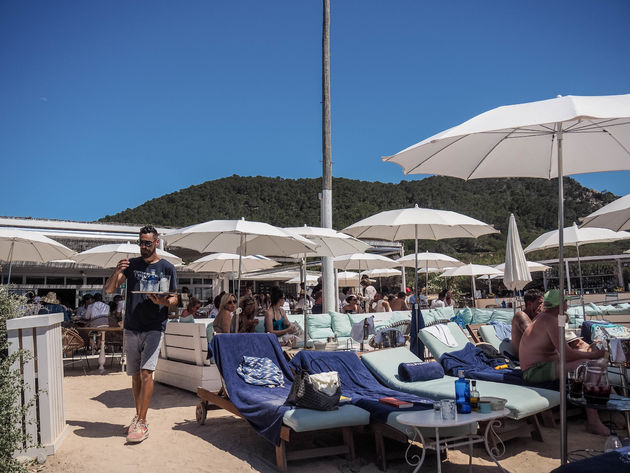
[124,329,164,375]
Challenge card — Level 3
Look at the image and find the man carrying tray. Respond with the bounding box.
[105,225,178,443]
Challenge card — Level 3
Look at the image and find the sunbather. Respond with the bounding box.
[511,289,543,359]
[264,288,299,346]
[519,289,609,435]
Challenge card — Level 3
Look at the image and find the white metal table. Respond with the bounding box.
[396,408,510,473]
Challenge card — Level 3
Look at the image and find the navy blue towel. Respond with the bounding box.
[398,361,444,382]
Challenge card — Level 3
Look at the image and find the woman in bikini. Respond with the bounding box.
[264,289,298,346]
[213,293,236,334]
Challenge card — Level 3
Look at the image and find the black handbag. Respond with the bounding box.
[286,360,341,411]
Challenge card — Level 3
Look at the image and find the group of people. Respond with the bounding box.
[512,288,611,436]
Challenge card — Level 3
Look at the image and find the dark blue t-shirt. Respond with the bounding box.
[123,257,178,332]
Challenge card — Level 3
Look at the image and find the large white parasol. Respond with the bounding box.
[382,93,630,464]
[581,193,630,232]
[73,242,182,268]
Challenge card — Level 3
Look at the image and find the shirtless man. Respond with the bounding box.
[519,289,609,435]
[511,289,544,359]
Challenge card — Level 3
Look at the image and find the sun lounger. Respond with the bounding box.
[361,347,561,444]
[289,349,476,470]
[478,323,518,359]
[196,333,370,472]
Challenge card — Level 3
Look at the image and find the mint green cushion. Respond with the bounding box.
[418,322,469,360]
[329,311,352,337]
[348,313,369,325]
[423,307,456,325]
[206,322,214,341]
[588,303,603,315]
[282,404,370,432]
[478,324,517,359]
[389,311,412,323]
[254,316,266,333]
[489,310,514,325]
[361,347,560,420]
[455,307,473,324]
[307,313,334,340]
[178,314,195,323]
[470,308,494,324]
[286,313,306,332]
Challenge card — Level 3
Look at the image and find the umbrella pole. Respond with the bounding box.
[557,124,568,466]
[236,235,245,334]
[576,244,587,318]
[471,276,477,308]
[302,256,308,349]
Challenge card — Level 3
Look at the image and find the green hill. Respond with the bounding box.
[99,175,619,262]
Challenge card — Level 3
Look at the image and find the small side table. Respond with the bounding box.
[396,408,510,473]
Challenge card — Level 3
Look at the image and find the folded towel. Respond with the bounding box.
[398,361,444,382]
[423,324,457,347]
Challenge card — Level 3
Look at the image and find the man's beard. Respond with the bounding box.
[141,247,156,259]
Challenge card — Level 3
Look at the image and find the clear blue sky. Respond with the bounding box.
[1,1,629,222]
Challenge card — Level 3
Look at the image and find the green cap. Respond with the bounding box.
[543,289,569,308]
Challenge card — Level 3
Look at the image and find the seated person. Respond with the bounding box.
[213,293,236,334]
[84,293,110,327]
[519,289,609,435]
[311,290,323,314]
[511,289,543,359]
[264,289,299,346]
[232,295,259,333]
[389,291,410,311]
[108,295,124,327]
[430,289,447,308]
[443,290,455,307]
[342,294,362,314]
[38,291,73,323]
[372,292,391,312]
[208,292,225,319]
[181,297,202,319]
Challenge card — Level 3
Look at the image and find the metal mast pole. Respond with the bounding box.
[321,0,335,313]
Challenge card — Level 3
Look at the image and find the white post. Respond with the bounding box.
[6,313,67,458]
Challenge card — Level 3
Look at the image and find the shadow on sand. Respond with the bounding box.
[91,383,197,410]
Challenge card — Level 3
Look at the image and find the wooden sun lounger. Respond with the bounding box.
[195,386,357,473]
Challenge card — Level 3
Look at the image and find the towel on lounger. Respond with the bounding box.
[398,361,444,382]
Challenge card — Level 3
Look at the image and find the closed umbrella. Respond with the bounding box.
[581,193,630,231]
[504,213,532,292]
[440,264,503,307]
[382,93,630,464]
[73,242,183,268]
[0,228,75,281]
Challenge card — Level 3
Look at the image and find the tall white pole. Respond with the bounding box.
[321,0,335,313]
[557,123,567,465]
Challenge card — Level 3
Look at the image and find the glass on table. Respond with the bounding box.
[440,399,456,420]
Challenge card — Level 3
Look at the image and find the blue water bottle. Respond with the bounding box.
[455,370,471,413]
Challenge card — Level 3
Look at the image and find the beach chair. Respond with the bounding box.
[465,323,484,344]
[195,333,370,472]
[289,349,477,471]
[361,346,560,445]
[477,324,518,360]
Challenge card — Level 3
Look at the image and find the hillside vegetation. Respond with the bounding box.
[99,175,620,262]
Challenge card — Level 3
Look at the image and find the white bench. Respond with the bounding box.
[154,320,222,393]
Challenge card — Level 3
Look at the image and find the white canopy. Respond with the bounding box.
[581,193,630,232]
[187,253,277,274]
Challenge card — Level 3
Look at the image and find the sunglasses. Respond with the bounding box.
[138,240,155,247]
[227,300,237,304]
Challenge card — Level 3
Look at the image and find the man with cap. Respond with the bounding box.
[519,289,609,435]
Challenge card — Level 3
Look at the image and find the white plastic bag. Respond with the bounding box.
[309,371,340,396]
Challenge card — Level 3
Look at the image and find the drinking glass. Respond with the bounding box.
[440,400,456,420]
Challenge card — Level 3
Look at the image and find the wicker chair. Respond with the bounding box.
[62,327,90,370]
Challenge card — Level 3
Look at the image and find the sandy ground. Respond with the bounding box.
[37,364,624,473]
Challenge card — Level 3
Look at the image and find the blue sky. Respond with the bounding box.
[1,1,629,222]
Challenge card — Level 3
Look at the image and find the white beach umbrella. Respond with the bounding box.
[525,223,630,299]
[440,264,503,307]
[504,214,532,292]
[0,228,75,281]
[73,242,183,268]
[284,225,369,257]
[332,253,397,271]
[581,193,630,232]
[343,205,497,355]
[361,268,402,278]
[336,271,360,287]
[187,253,278,274]
[398,251,464,294]
[286,274,319,285]
[164,218,316,332]
[494,261,551,273]
[382,93,630,464]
